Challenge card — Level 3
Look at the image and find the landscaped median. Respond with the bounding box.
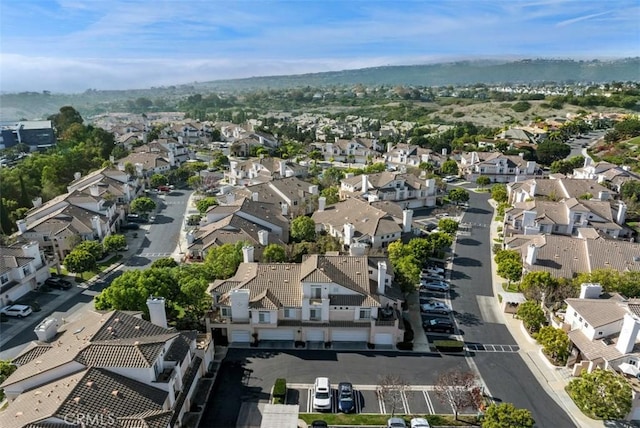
[299,413,477,426]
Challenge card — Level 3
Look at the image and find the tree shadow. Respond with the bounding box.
[453,257,482,267]
[456,238,482,246]
[453,311,483,327]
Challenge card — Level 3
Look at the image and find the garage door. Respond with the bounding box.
[306,330,324,342]
[332,330,369,342]
[374,333,394,346]
[260,329,295,341]
[231,330,251,343]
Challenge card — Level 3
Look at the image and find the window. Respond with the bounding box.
[311,287,322,299]
[22,266,31,276]
[220,307,231,317]
[0,274,8,285]
[359,308,371,320]
[284,308,294,319]
[258,311,270,324]
[310,309,321,321]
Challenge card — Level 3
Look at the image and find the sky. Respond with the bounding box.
[1,0,639,93]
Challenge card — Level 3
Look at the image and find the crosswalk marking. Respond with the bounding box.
[138,252,173,258]
[465,343,520,353]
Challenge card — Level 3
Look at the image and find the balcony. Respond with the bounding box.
[155,366,176,383]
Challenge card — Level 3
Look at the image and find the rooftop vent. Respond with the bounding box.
[86,381,94,388]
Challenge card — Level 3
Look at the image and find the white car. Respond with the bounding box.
[423,266,445,275]
[411,418,431,428]
[1,304,33,318]
[421,272,444,281]
[420,301,451,314]
[313,377,331,411]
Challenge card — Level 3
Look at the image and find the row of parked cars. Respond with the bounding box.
[418,263,455,335]
[313,377,355,413]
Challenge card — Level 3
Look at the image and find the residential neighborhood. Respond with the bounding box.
[0,97,639,428]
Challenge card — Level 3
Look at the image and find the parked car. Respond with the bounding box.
[45,277,73,290]
[0,304,33,318]
[157,185,171,192]
[423,266,445,275]
[420,281,450,292]
[388,417,407,428]
[421,272,444,281]
[410,417,431,428]
[313,377,332,411]
[338,382,355,413]
[126,214,145,223]
[311,421,328,428]
[420,300,451,314]
[121,222,140,230]
[423,318,455,334]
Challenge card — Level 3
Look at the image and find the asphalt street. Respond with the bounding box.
[0,189,192,355]
[453,187,575,428]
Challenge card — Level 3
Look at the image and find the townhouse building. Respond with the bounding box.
[339,171,437,208]
[0,240,53,307]
[206,253,404,348]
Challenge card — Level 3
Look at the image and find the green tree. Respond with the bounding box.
[196,197,218,214]
[407,238,432,263]
[64,249,97,275]
[438,218,459,236]
[494,249,520,264]
[320,186,340,205]
[536,326,570,365]
[387,240,411,264]
[290,216,316,242]
[448,188,469,205]
[130,196,156,215]
[394,255,421,293]
[497,258,523,284]
[490,184,508,203]
[476,175,491,188]
[262,244,286,262]
[174,264,212,315]
[441,159,459,176]
[0,198,13,235]
[187,175,203,190]
[621,180,640,202]
[75,240,104,260]
[151,258,179,268]
[483,402,535,428]
[0,360,17,401]
[516,300,546,333]
[102,234,127,254]
[567,369,632,420]
[48,106,84,136]
[520,271,558,300]
[204,242,244,279]
[150,174,168,188]
[427,231,453,253]
[536,141,571,165]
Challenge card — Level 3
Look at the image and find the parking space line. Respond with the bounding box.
[307,388,313,413]
[423,390,435,414]
[377,389,386,414]
[401,391,410,414]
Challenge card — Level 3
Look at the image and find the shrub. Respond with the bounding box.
[434,340,464,352]
[396,341,414,351]
[273,378,287,397]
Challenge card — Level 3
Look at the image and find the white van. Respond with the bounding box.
[313,377,331,411]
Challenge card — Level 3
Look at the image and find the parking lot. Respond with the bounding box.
[286,383,476,416]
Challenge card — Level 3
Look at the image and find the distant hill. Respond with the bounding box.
[193,58,640,91]
[1,58,638,121]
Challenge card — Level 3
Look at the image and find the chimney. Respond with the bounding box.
[32,197,42,208]
[318,196,326,212]
[226,193,235,204]
[345,173,354,179]
[441,148,447,156]
[617,201,627,225]
[402,209,413,233]
[522,210,537,233]
[386,142,393,153]
[349,242,367,256]
[525,244,538,265]
[74,172,81,181]
[258,230,268,246]
[91,216,102,238]
[279,160,287,177]
[579,283,602,299]
[583,157,592,168]
[242,245,254,263]
[425,178,435,196]
[616,314,640,354]
[361,174,369,193]
[529,180,537,197]
[281,203,289,216]
[597,190,608,201]
[146,296,168,328]
[89,185,100,197]
[135,163,143,176]
[34,317,59,342]
[109,155,115,163]
[344,223,355,246]
[16,219,27,234]
[308,185,319,195]
[252,192,259,202]
[377,261,387,295]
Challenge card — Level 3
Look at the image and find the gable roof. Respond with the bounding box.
[566,297,628,328]
[312,198,402,239]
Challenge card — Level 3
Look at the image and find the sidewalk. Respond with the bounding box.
[486,199,603,428]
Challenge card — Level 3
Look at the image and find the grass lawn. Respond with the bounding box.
[54,254,123,282]
[299,413,477,426]
[502,282,520,292]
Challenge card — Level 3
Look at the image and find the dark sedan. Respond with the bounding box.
[45,277,73,290]
[423,318,455,334]
[338,382,355,413]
